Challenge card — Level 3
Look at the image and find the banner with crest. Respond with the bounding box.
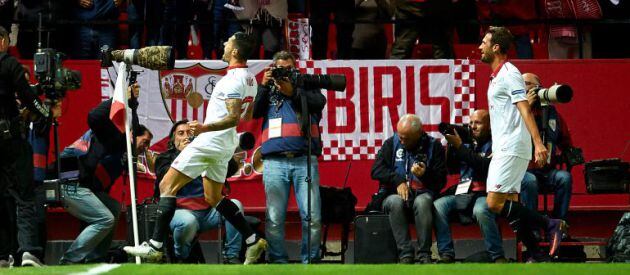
[101,59,476,181]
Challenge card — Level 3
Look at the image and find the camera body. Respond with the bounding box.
[34,48,81,100]
[410,152,428,166]
[269,66,347,91]
[438,122,473,144]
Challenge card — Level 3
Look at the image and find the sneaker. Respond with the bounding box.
[223,257,242,264]
[0,259,10,268]
[437,255,454,264]
[244,238,267,265]
[21,252,44,267]
[123,241,164,262]
[546,219,568,256]
[416,255,432,264]
[494,257,509,263]
[526,252,551,263]
[399,257,414,264]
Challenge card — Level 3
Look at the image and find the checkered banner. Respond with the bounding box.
[297,59,476,161]
[101,59,475,179]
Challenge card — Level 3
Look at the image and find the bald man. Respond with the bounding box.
[434,110,506,263]
[520,73,574,222]
[371,114,447,264]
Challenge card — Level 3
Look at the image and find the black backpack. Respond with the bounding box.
[320,185,357,224]
[607,212,630,262]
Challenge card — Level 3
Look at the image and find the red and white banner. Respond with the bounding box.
[285,15,311,60]
[102,59,475,179]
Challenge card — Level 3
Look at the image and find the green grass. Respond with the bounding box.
[3,263,630,275]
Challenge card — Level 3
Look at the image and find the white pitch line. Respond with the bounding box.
[71,263,122,275]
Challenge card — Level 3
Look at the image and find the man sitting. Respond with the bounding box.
[155,120,244,263]
[434,110,507,263]
[371,114,447,264]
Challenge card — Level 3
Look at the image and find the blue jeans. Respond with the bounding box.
[170,199,243,259]
[433,195,504,260]
[382,192,433,259]
[521,170,573,219]
[263,155,321,264]
[60,186,119,263]
[74,25,118,59]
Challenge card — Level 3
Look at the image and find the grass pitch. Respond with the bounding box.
[2,263,630,275]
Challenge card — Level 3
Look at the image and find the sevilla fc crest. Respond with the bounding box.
[159,64,228,123]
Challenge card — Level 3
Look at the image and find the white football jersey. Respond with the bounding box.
[487,62,532,160]
[198,66,257,150]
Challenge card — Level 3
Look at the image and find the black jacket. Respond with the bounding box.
[87,99,126,154]
[446,139,492,185]
[0,52,48,120]
[72,99,127,191]
[371,134,447,195]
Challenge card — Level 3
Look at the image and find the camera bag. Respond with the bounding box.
[584,158,629,193]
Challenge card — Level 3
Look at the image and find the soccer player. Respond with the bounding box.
[478,26,567,261]
[124,32,267,264]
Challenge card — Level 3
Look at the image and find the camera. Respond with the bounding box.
[33,48,82,100]
[438,122,473,144]
[411,153,428,165]
[532,84,573,105]
[100,45,175,70]
[269,66,347,91]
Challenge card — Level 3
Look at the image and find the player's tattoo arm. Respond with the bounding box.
[242,101,254,122]
[203,98,243,132]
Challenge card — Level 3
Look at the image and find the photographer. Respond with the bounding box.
[252,51,326,264]
[520,73,573,221]
[0,26,52,267]
[155,120,244,264]
[57,84,153,264]
[434,110,507,263]
[371,114,447,264]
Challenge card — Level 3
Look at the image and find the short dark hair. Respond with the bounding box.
[272,51,296,64]
[0,26,9,40]
[232,32,255,61]
[137,124,153,138]
[167,119,188,150]
[486,26,513,54]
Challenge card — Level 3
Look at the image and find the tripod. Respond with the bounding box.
[298,88,317,264]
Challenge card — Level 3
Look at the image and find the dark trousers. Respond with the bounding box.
[390,1,453,59]
[0,138,42,259]
[0,194,18,260]
[161,0,194,59]
[248,19,284,59]
[309,0,355,60]
[127,0,165,48]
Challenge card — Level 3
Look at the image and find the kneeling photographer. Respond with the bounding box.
[252,51,327,263]
[520,73,577,223]
[0,26,57,267]
[57,83,153,265]
[434,110,507,263]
